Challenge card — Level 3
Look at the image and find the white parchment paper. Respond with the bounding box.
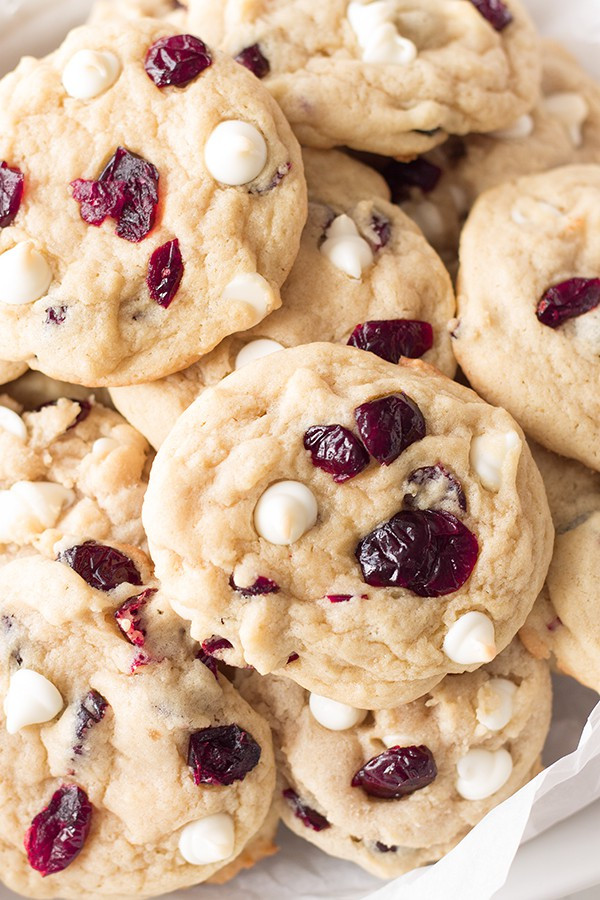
[0,1,599,898]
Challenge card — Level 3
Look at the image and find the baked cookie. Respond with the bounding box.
[454,164,600,471]
[89,0,187,26]
[143,342,553,709]
[0,17,306,385]
[520,443,600,693]
[186,0,541,159]
[110,148,456,448]
[0,550,275,899]
[0,394,151,564]
[238,639,551,878]
[0,360,26,386]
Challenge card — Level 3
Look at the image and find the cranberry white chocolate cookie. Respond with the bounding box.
[89,0,187,26]
[238,639,551,878]
[143,343,553,708]
[186,0,541,158]
[454,164,600,471]
[110,148,456,448]
[0,17,306,386]
[0,395,151,564]
[520,444,600,693]
[0,550,275,899]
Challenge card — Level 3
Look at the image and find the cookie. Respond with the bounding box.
[143,342,553,709]
[186,0,541,158]
[89,0,187,26]
[0,17,306,385]
[0,360,27,386]
[110,148,456,448]
[0,550,275,899]
[520,443,600,693]
[0,394,151,564]
[453,164,600,471]
[237,639,551,878]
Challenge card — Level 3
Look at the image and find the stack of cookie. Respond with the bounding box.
[0,1,596,897]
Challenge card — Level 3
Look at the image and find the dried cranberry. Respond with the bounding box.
[74,691,108,754]
[70,179,127,226]
[147,239,184,308]
[352,745,437,799]
[57,542,142,592]
[235,43,270,79]
[130,650,151,673]
[250,162,291,195]
[355,394,426,466]
[355,509,478,596]
[375,841,398,852]
[188,724,261,786]
[114,588,157,646]
[24,785,92,876]
[384,158,442,204]
[0,161,24,228]
[45,306,67,325]
[348,320,434,363]
[468,0,513,30]
[229,574,280,596]
[145,34,212,88]
[405,464,467,513]
[536,278,600,328]
[370,212,391,249]
[326,594,352,603]
[201,636,233,656]
[303,424,370,482]
[286,652,299,664]
[547,616,563,632]
[283,789,330,831]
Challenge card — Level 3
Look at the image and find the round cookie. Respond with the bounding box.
[0,550,275,899]
[89,0,187,26]
[143,342,553,709]
[0,17,306,386]
[237,639,551,878]
[110,148,456,448]
[0,394,151,564]
[520,443,600,693]
[186,0,541,158]
[0,360,27,386]
[454,164,600,472]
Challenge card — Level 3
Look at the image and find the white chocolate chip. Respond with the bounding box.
[320,215,374,279]
[348,2,417,65]
[489,114,534,140]
[0,242,52,305]
[443,612,497,665]
[0,406,27,441]
[448,184,470,216]
[179,813,235,865]
[254,480,318,545]
[543,92,589,147]
[309,693,367,731]
[0,481,75,543]
[476,678,517,733]
[4,669,64,734]
[456,748,513,800]
[510,199,562,227]
[470,430,520,493]
[410,201,446,243]
[222,273,274,319]
[382,733,417,749]
[235,339,284,370]
[347,0,398,45]
[204,121,267,185]
[62,49,121,100]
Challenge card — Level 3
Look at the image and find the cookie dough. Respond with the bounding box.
[111,148,456,448]
[143,342,553,709]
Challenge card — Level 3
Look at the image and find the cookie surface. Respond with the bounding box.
[238,639,551,878]
[454,164,600,471]
[0,18,306,385]
[143,342,553,709]
[186,0,541,158]
[111,148,456,448]
[0,551,275,899]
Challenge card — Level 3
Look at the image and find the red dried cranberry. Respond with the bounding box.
[536,278,600,328]
[370,212,391,249]
[147,239,184,308]
[375,841,398,852]
[287,652,299,664]
[130,650,151,673]
[235,43,270,79]
[348,320,434,363]
[70,179,127,226]
[188,724,261,786]
[326,594,352,603]
[45,306,67,325]
[24,785,93,876]
[405,464,467,512]
[57,542,142,592]
[74,691,108,754]
[351,745,437,799]
[0,161,24,228]
[303,424,370,482]
[547,616,563,632]
[355,509,478,596]
[469,0,513,30]
[114,588,157,646]
[384,158,442,204]
[201,636,233,656]
[250,162,291,195]
[145,34,212,88]
[355,394,426,466]
[283,789,330,831]
[229,574,280,596]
